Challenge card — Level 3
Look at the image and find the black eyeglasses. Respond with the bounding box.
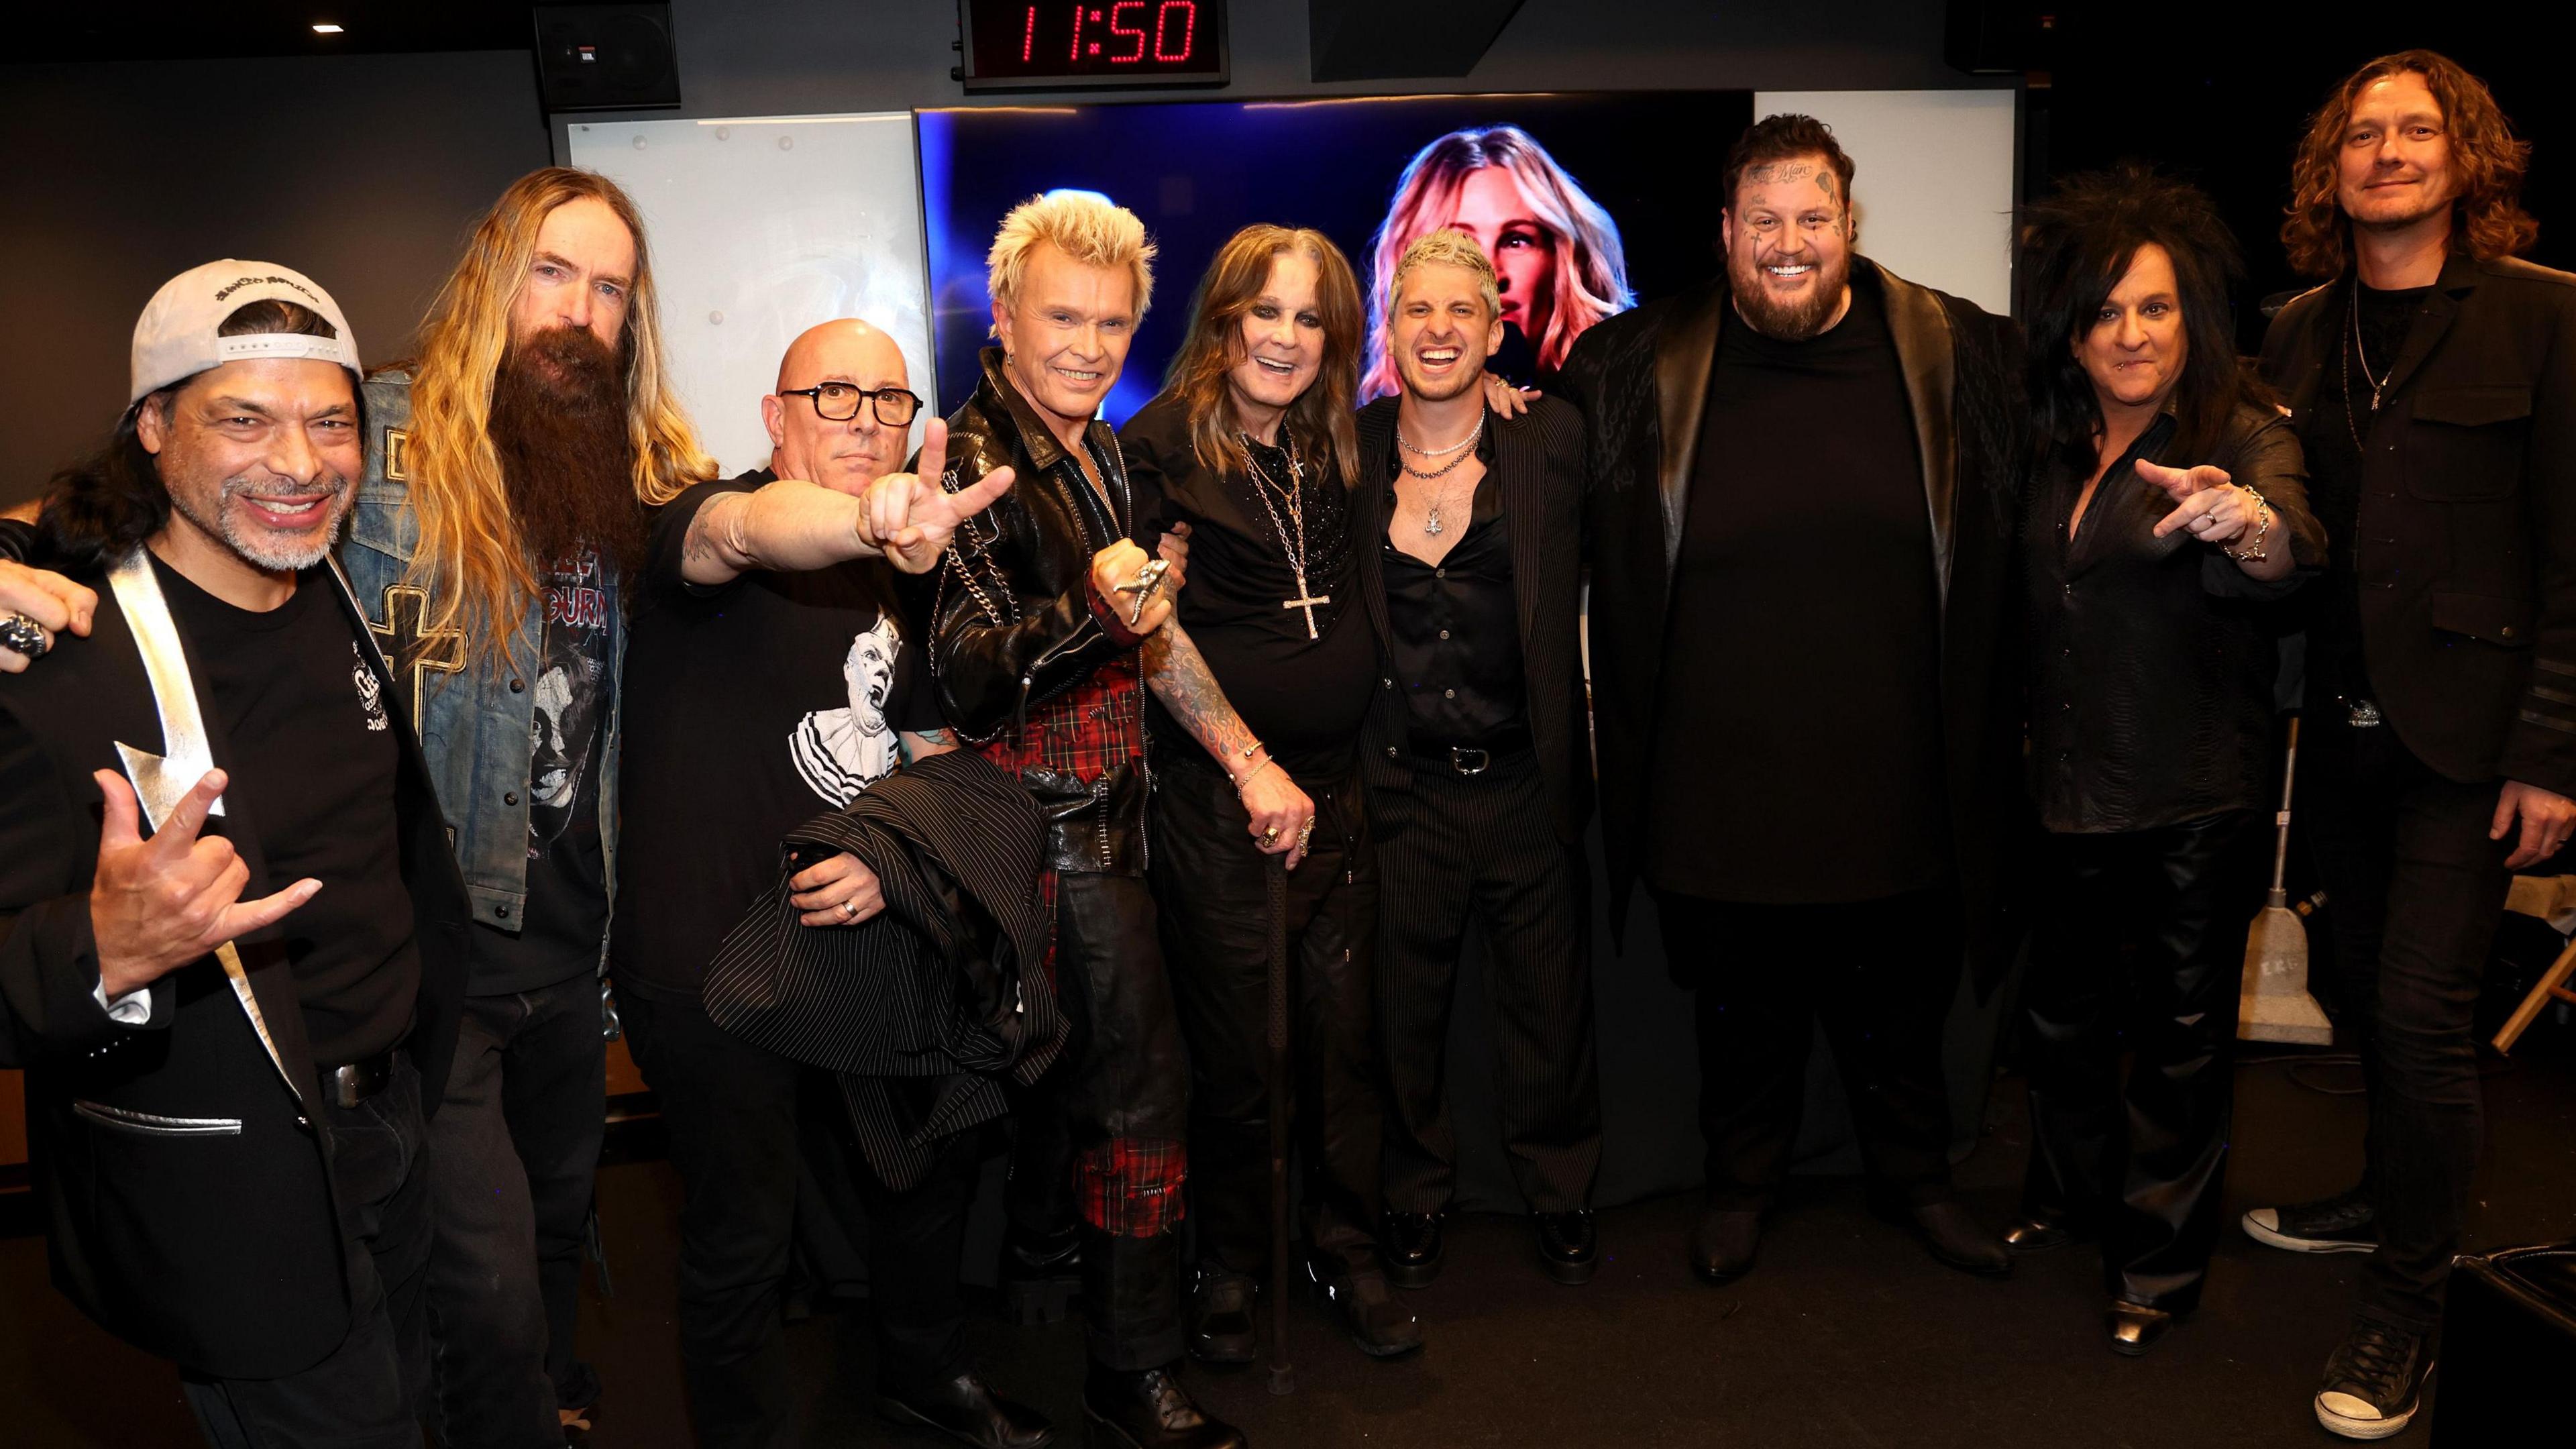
[779,382,922,427]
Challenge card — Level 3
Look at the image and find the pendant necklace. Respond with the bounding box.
[2344,286,2392,457]
[1243,431,1331,641]
[1397,411,1485,537]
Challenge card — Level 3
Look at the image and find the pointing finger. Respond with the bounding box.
[213,879,321,943]
[148,770,229,857]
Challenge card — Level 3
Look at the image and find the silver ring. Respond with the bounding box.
[0,611,47,660]
[840,900,859,920]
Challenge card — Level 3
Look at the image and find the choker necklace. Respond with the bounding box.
[1397,411,1485,535]
[1242,431,1331,641]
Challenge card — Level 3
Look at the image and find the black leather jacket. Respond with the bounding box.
[927,347,1154,875]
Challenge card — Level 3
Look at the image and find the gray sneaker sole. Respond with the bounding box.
[2244,1210,2377,1255]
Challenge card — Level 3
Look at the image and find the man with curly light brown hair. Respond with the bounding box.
[2245,49,2576,1442]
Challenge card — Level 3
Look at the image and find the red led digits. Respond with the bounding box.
[1153,1,1195,61]
[1108,1,1146,62]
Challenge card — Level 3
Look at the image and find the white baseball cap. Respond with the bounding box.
[129,260,362,406]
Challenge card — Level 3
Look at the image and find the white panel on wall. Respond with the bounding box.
[567,113,932,476]
[1753,89,2017,317]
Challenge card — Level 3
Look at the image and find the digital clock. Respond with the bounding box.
[959,0,1228,91]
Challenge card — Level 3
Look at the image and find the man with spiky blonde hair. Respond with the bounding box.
[928,191,1248,1449]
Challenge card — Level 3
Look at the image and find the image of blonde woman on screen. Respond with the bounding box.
[1361,123,1635,400]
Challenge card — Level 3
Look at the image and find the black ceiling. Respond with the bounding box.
[13,1,545,64]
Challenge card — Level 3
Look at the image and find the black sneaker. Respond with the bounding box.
[2243,1187,2377,1254]
[2314,1320,2432,1440]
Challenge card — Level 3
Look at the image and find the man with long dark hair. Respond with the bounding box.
[1120,224,1421,1362]
[2248,50,2576,1440]
[0,262,473,1446]
[1560,113,2025,1285]
[2004,168,2325,1355]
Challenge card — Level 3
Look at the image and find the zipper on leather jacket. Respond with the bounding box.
[1017,615,1103,743]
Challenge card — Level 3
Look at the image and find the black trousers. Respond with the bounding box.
[182,1053,433,1449]
[2302,715,2515,1334]
[620,989,979,1448]
[1375,752,1601,1215]
[1656,882,1962,1210]
[2021,812,2267,1311]
[1018,868,1193,1372]
[1152,748,1385,1278]
[425,973,605,1449]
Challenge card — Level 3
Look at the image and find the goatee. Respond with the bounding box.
[489,325,647,582]
[1729,254,1853,342]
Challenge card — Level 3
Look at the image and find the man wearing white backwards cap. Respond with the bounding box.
[0,260,474,1447]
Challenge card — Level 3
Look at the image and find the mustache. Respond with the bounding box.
[225,472,351,499]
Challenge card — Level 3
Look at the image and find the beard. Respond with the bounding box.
[168,470,355,573]
[1729,249,1854,342]
[489,325,647,580]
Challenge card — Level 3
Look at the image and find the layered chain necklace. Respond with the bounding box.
[2343,284,2394,457]
[1396,411,1485,537]
[1242,429,1332,641]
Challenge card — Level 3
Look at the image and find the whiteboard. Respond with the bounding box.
[1754,90,2017,317]
[567,113,934,476]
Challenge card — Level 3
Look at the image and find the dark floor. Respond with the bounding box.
[7,1027,2573,1448]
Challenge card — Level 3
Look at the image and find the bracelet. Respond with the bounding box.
[2223,485,2273,563]
[1234,757,1283,797]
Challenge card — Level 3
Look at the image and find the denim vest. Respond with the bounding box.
[337,368,622,960]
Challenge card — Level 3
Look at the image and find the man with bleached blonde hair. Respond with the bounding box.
[928,191,1248,1449]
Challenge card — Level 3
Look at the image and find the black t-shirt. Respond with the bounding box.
[2298,280,2429,704]
[1381,423,1526,746]
[157,556,419,1065]
[471,545,613,996]
[1122,395,1377,780]
[612,471,945,998]
[1645,272,1949,904]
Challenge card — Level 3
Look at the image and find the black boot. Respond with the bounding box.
[1186,1268,1256,1366]
[1002,1222,1083,1326]
[1081,1363,1246,1449]
[878,1368,1057,1449]
[1306,1253,1424,1358]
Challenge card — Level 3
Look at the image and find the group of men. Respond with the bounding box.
[0,43,2567,1449]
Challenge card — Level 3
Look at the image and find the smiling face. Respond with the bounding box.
[2337,70,2459,237]
[993,241,1137,444]
[1389,260,1504,403]
[508,196,638,369]
[1226,249,1326,435]
[765,321,911,495]
[2075,242,2189,415]
[1723,152,1855,341]
[1440,166,1558,349]
[138,356,362,576]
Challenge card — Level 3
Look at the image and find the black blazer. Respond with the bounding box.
[1557,260,2028,987]
[2259,254,2576,796]
[1354,395,1594,845]
[0,559,470,1379]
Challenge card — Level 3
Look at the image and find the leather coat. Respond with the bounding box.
[926,347,1154,877]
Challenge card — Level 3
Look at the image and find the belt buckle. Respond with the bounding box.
[1450,746,1490,775]
[329,1064,364,1110]
[2340,696,2383,729]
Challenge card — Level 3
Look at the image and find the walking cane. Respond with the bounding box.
[1265,853,1296,1396]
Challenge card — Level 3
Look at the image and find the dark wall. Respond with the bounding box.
[0,49,551,509]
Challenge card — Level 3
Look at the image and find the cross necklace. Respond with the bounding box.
[1242,431,1330,641]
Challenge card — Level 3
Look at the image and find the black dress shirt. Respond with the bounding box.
[1381,422,1526,747]
[2023,405,2324,835]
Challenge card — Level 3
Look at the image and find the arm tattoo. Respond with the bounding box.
[681,505,722,568]
[1143,623,1258,763]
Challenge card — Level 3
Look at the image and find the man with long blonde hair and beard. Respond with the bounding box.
[337,164,696,1449]
[1119,225,1423,1366]
[2243,51,2576,1440]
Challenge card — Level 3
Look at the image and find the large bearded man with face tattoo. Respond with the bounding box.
[337,167,718,1449]
[1558,114,2028,1287]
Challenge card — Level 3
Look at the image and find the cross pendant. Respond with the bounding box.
[1283,591,1330,640]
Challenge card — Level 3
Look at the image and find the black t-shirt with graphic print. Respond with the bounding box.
[155,555,419,1066]
[470,545,614,996]
[610,470,945,1000]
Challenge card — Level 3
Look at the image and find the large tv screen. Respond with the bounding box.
[918,91,1756,426]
